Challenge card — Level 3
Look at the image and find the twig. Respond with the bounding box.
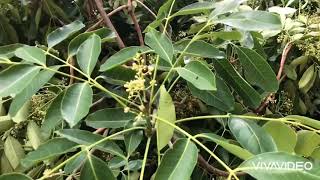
[68,57,75,85]
[94,0,126,48]
[90,97,106,108]
[109,4,129,16]
[277,42,293,80]
[135,0,157,18]
[86,19,103,32]
[255,94,274,114]
[84,0,95,21]
[128,1,144,46]
[68,128,109,178]
[127,0,133,12]
[198,154,246,177]
[255,42,293,113]
[86,5,128,32]
[93,128,106,134]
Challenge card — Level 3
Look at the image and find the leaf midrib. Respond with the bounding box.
[167,140,191,179]
[0,66,38,95]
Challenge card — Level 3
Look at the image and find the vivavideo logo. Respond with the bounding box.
[251,161,313,171]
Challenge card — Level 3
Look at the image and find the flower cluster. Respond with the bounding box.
[124,53,155,99]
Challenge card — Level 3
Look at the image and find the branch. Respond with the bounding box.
[86,19,103,32]
[86,5,128,32]
[198,154,246,177]
[128,0,144,46]
[255,42,293,113]
[93,128,106,134]
[93,0,126,49]
[277,42,293,80]
[254,94,275,114]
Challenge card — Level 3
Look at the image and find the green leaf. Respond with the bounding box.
[108,157,126,169]
[228,117,277,154]
[77,34,101,76]
[217,11,282,31]
[285,115,320,130]
[156,86,176,151]
[0,15,18,44]
[80,154,116,180]
[124,130,143,156]
[14,46,46,66]
[4,136,25,169]
[9,67,58,116]
[0,116,14,133]
[188,76,234,112]
[41,92,64,134]
[35,5,42,30]
[295,130,320,157]
[262,121,297,153]
[145,28,173,64]
[0,173,32,180]
[27,121,43,150]
[146,0,174,29]
[11,100,30,123]
[43,0,70,22]
[209,0,242,19]
[64,151,87,174]
[212,59,262,108]
[86,108,135,129]
[174,40,225,59]
[100,66,136,85]
[47,20,85,48]
[99,46,151,71]
[172,2,215,17]
[154,139,198,180]
[0,65,40,97]
[198,133,254,160]
[123,160,143,171]
[176,61,216,91]
[1,153,13,173]
[61,83,93,127]
[234,46,278,92]
[68,28,115,57]
[311,147,320,160]
[21,138,78,167]
[0,44,23,58]
[251,33,267,59]
[238,152,320,180]
[57,129,124,158]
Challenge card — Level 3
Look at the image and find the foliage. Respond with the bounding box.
[0,0,320,180]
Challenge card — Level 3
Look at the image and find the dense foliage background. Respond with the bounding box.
[0,0,320,180]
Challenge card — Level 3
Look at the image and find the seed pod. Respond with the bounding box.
[291,33,304,41]
[298,98,307,115]
[284,65,297,80]
[298,64,316,94]
[306,32,320,37]
[289,27,306,34]
[4,136,25,169]
[308,24,320,31]
[0,98,6,116]
[0,116,14,133]
[290,56,308,67]
[27,121,43,149]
